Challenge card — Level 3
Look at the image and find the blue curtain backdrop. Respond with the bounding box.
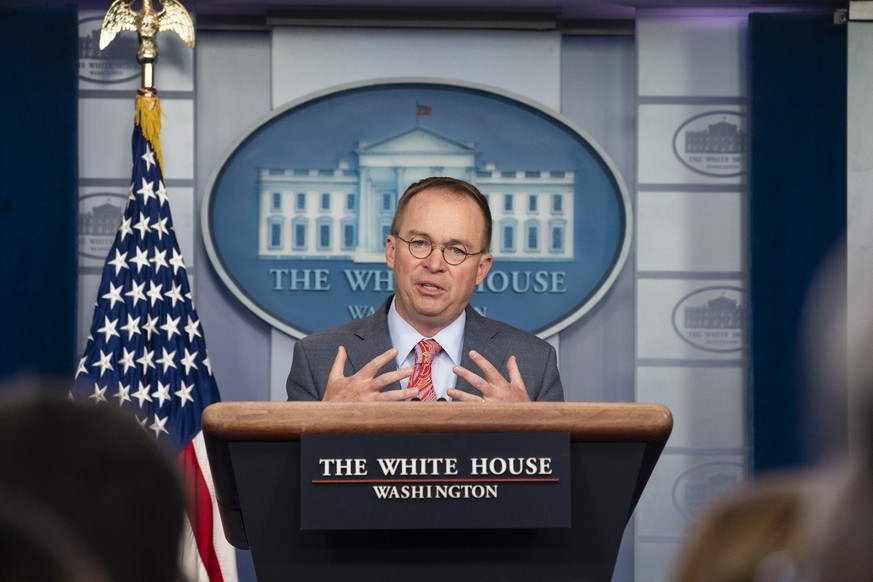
[0,3,78,380]
[749,12,847,472]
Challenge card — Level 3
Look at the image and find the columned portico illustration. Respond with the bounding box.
[258,125,575,264]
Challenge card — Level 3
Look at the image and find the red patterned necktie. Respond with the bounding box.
[409,339,441,402]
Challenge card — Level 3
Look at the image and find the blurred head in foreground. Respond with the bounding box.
[0,376,185,582]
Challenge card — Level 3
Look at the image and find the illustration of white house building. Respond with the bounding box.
[257,125,575,263]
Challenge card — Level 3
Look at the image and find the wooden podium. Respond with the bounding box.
[202,402,672,582]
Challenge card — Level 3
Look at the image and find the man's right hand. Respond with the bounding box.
[322,346,416,401]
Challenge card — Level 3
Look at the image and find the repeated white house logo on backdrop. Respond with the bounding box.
[203,80,632,339]
[77,16,139,84]
[672,286,747,353]
[78,15,189,85]
[672,461,746,520]
[78,193,127,260]
[672,111,748,178]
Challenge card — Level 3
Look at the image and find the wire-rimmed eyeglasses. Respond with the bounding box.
[394,235,483,266]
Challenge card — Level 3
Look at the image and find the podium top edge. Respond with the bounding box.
[202,401,673,443]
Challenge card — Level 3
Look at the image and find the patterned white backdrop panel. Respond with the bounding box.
[637,190,744,273]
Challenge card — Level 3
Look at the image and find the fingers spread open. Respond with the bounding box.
[327,346,348,381]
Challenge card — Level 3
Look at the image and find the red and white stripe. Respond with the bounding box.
[177,432,238,582]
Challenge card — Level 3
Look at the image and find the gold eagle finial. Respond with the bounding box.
[99,0,194,89]
[100,0,195,51]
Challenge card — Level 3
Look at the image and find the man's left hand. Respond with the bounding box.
[447,350,531,402]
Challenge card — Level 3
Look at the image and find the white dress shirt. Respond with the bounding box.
[387,298,465,400]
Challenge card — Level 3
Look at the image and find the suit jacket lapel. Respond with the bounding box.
[343,298,400,389]
[455,307,508,396]
[349,301,508,395]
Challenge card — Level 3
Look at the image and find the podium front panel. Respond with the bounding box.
[202,401,673,582]
[230,440,647,581]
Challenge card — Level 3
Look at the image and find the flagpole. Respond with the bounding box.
[99,0,196,172]
[77,2,238,581]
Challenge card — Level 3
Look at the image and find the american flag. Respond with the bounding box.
[416,101,432,116]
[73,92,237,582]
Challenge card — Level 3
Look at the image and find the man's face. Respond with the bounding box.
[386,188,493,337]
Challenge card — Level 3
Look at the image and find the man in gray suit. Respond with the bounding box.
[286,177,564,402]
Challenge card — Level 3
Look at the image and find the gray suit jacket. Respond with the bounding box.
[286,297,564,402]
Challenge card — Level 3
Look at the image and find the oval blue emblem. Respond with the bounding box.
[203,80,631,338]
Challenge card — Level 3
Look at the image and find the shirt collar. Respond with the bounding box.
[388,298,466,366]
